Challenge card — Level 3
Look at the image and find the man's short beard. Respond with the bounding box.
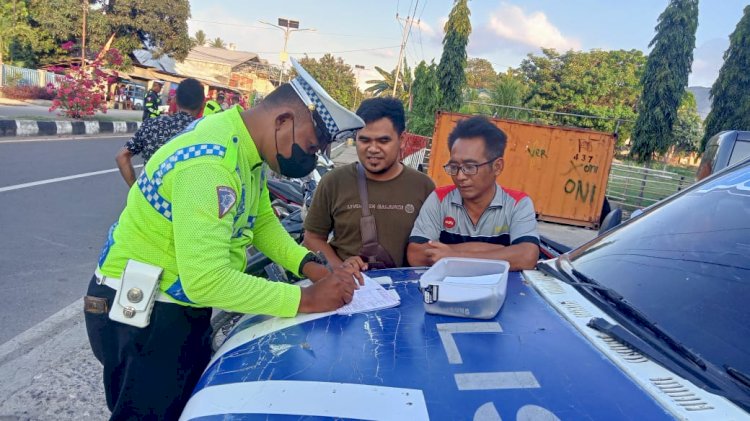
[364,159,396,175]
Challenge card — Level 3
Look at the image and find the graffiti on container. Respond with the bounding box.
[527,146,548,158]
[564,160,599,176]
[578,138,593,153]
[564,179,598,204]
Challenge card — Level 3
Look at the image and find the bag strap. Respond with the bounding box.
[357,162,371,217]
[357,163,396,268]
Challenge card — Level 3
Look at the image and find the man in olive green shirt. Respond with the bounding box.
[304,97,435,269]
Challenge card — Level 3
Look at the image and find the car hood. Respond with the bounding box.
[181,268,744,420]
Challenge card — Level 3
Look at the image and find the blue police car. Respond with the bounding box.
[180,158,750,420]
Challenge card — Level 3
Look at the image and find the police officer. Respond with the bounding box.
[202,91,223,117]
[84,58,365,420]
[142,80,163,120]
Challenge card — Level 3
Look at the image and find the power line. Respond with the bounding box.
[189,19,399,40]
[256,45,401,55]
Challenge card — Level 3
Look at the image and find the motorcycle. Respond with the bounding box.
[211,164,324,351]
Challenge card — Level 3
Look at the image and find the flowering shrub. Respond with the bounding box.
[48,49,123,119]
[1,84,56,100]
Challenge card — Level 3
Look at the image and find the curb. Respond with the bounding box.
[0,119,141,137]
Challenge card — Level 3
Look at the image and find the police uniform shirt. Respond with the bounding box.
[98,106,308,317]
[409,184,540,246]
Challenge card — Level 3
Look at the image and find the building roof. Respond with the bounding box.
[132,49,177,73]
[185,46,260,68]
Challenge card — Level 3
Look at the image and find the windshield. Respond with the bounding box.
[569,161,750,375]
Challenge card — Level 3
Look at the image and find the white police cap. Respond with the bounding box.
[289,57,364,141]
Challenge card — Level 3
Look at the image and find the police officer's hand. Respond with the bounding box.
[298,268,358,313]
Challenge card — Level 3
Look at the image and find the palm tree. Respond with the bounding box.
[365,60,412,103]
[192,30,207,47]
[209,38,226,49]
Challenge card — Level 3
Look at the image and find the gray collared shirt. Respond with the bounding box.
[409,184,539,246]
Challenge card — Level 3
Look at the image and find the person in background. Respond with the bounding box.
[116,78,205,186]
[407,116,539,271]
[167,88,178,115]
[142,80,163,120]
[202,91,222,116]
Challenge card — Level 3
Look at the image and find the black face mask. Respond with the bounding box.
[275,117,317,178]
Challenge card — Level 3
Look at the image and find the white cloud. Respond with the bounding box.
[413,19,436,38]
[438,16,449,34]
[487,3,580,51]
[689,38,728,87]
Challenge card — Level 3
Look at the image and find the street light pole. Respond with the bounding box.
[259,18,315,84]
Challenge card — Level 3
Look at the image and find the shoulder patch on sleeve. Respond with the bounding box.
[217,186,237,218]
[435,185,458,202]
[501,187,528,204]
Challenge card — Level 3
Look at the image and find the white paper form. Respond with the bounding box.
[337,274,400,315]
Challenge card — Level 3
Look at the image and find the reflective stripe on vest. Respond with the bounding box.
[164,277,195,304]
[137,143,227,220]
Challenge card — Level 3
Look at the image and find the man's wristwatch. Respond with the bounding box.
[298,251,330,274]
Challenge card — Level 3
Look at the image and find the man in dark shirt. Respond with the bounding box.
[303,98,435,269]
[116,78,205,186]
[142,80,164,120]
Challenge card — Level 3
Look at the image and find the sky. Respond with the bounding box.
[188,0,749,89]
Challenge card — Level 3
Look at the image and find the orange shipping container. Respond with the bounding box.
[428,112,616,228]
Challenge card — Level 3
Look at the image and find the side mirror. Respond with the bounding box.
[598,208,623,235]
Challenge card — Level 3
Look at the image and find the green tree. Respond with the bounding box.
[296,54,358,110]
[94,0,192,61]
[409,60,441,136]
[519,48,645,140]
[460,88,493,115]
[489,71,529,120]
[436,0,471,112]
[700,5,750,151]
[26,0,102,66]
[364,59,412,103]
[0,0,35,66]
[669,91,703,156]
[465,58,496,90]
[192,30,207,47]
[209,37,226,49]
[630,0,699,162]
[20,0,191,66]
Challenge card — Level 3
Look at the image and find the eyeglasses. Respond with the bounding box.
[443,156,501,176]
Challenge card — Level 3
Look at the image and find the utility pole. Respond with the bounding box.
[260,18,315,84]
[392,1,419,97]
[81,0,87,68]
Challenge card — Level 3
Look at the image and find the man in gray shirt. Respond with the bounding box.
[407,116,539,271]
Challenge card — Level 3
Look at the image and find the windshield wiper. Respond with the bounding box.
[726,366,750,389]
[538,259,750,409]
[544,259,708,370]
[539,259,706,370]
[567,267,706,371]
